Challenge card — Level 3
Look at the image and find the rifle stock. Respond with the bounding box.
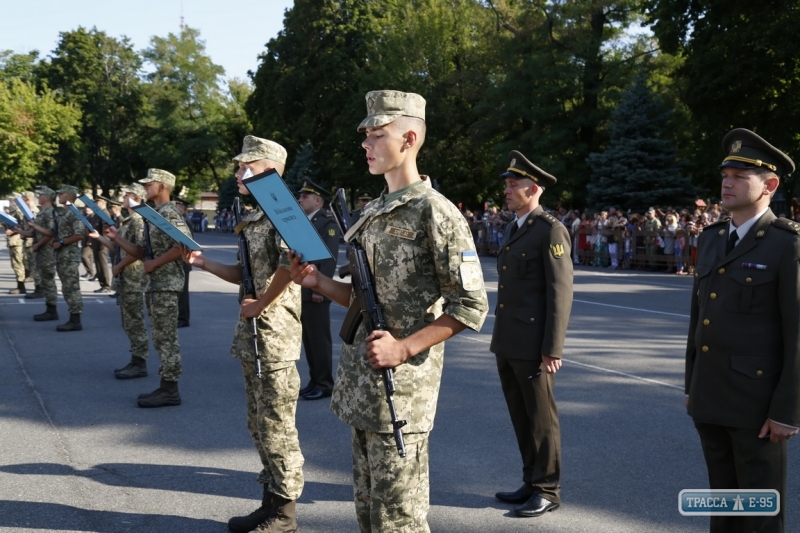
[330,189,407,457]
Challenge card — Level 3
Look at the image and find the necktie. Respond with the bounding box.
[509,221,519,239]
[726,229,738,254]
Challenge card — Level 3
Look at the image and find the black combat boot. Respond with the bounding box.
[254,496,297,533]
[9,281,26,295]
[25,286,43,299]
[56,313,82,331]
[114,357,148,379]
[34,304,59,321]
[228,485,272,532]
[137,379,181,408]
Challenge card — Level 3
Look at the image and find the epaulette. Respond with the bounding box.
[536,211,559,227]
[772,217,800,235]
[703,217,730,230]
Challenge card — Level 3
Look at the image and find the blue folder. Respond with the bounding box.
[78,194,117,227]
[130,202,203,252]
[14,197,34,221]
[66,202,96,232]
[241,169,333,262]
[0,211,19,228]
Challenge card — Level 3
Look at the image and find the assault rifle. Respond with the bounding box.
[330,189,407,457]
[233,197,262,378]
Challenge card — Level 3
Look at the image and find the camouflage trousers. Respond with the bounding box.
[38,251,57,305]
[144,291,181,381]
[120,290,149,360]
[31,248,41,289]
[9,245,25,282]
[242,361,304,500]
[24,243,33,279]
[56,256,82,314]
[352,429,430,533]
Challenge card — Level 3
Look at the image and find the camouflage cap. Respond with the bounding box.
[501,150,557,187]
[120,183,147,198]
[719,128,795,177]
[21,191,35,200]
[357,90,426,132]
[139,168,176,187]
[35,186,56,199]
[57,184,80,195]
[5,193,18,201]
[232,135,288,165]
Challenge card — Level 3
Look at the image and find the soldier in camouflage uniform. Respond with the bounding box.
[290,91,489,533]
[5,194,27,294]
[107,169,191,408]
[21,192,36,284]
[50,185,86,331]
[20,192,43,299]
[182,136,303,533]
[21,187,59,320]
[87,184,149,379]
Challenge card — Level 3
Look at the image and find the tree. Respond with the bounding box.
[586,71,692,211]
[647,0,800,194]
[283,142,321,192]
[37,27,144,195]
[0,50,40,85]
[139,26,245,194]
[0,78,81,195]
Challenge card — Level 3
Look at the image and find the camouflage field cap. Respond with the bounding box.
[232,135,288,165]
[719,128,795,177]
[121,183,147,198]
[501,150,557,187]
[57,184,80,195]
[5,193,17,201]
[35,186,56,199]
[21,191,35,200]
[297,179,329,198]
[139,168,176,187]
[357,90,426,132]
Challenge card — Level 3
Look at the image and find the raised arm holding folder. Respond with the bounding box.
[0,212,19,228]
[14,197,34,221]
[128,200,203,252]
[240,169,332,263]
[78,194,116,227]
[65,202,96,233]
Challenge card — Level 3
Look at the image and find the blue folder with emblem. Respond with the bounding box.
[14,197,34,221]
[241,169,333,262]
[66,202,96,233]
[78,194,117,227]
[129,201,203,252]
[0,211,19,228]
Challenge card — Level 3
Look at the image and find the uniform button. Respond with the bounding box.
[710,293,717,299]
[499,284,504,289]
[694,273,699,278]
[505,246,510,251]
[499,304,504,309]
[502,266,507,270]
[756,370,763,377]
[718,268,725,274]
[703,319,710,326]
[702,346,709,352]
[746,277,752,283]
[521,253,526,257]
[529,317,535,322]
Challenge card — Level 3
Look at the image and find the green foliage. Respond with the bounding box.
[0,50,40,85]
[647,0,800,195]
[0,79,81,195]
[216,176,239,215]
[587,71,692,211]
[283,142,321,192]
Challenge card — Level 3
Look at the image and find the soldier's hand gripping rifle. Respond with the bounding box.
[330,189,407,457]
[233,197,262,379]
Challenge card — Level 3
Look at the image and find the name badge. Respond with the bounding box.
[385,226,417,240]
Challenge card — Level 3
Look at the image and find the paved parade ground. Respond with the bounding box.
[1,231,797,533]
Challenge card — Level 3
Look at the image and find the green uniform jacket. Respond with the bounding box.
[686,210,800,429]
[490,206,573,360]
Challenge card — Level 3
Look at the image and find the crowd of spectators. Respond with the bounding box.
[463,200,800,274]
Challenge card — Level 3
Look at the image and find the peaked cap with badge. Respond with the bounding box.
[719,128,795,177]
[357,90,426,132]
[501,150,557,187]
[139,168,176,187]
[232,135,287,165]
[357,190,373,201]
[297,179,330,198]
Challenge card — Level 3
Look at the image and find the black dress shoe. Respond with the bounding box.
[94,287,111,293]
[514,494,559,518]
[495,484,534,504]
[177,321,190,328]
[87,276,98,282]
[298,383,315,397]
[301,387,332,401]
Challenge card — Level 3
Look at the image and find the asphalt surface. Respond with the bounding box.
[0,231,797,533]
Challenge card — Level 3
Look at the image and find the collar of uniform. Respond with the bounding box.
[378,177,430,213]
[728,206,770,241]
[306,208,320,221]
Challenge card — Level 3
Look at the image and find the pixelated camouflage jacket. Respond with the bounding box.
[229,208,301,368]
[130,201,189,292]
[55,206,85,261]
[331,177,489,433]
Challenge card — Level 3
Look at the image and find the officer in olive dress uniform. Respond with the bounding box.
[173,196,192,328]
[686,129,800,533]
[296,179,341,400]
[491,150,573,518]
